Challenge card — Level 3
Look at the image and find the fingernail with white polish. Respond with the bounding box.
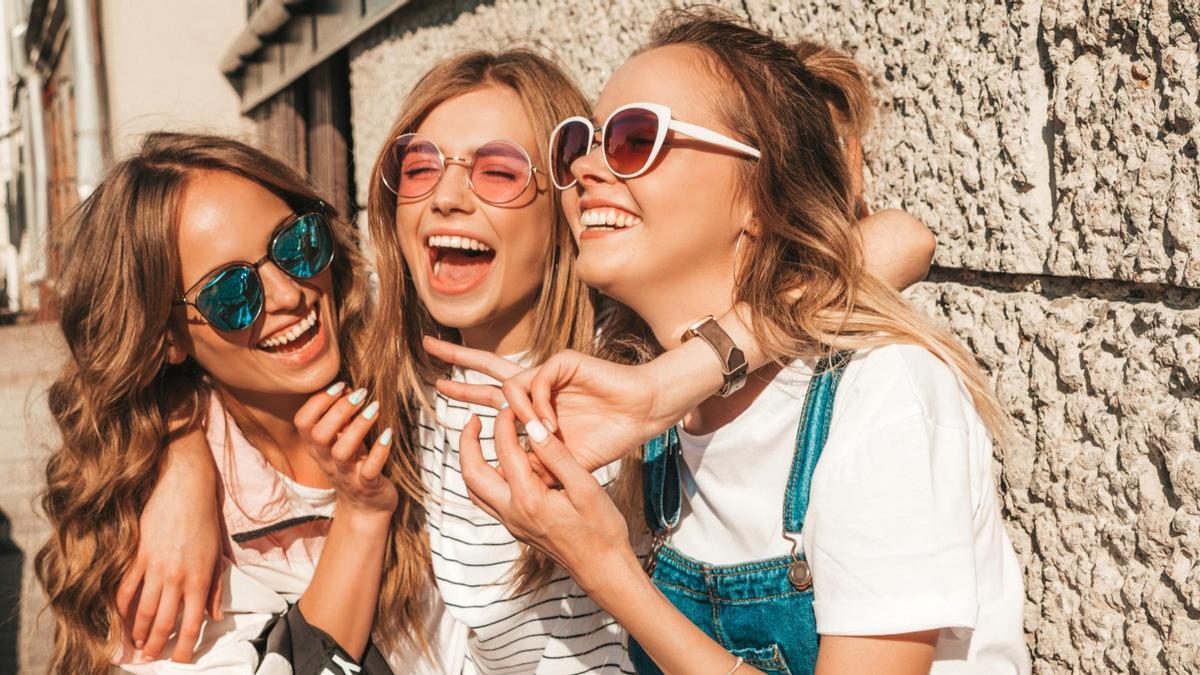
[526,420,548,444]
[378,428,393,446]
[348,388,367,405]
[363,401,380,420]
[326,381,346,396]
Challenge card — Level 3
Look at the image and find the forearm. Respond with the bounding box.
[161,426,219,497]
[643,305,771,424]
[815,633,938,675]
[297,509,390,660]
[581,551,762,675]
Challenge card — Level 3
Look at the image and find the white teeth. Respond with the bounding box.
[426,234,493,252]
[581,207,642,229]
[259,307,318,349]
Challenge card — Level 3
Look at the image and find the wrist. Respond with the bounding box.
[333,504,394,533]
[577,545,650,610]
[648,338,728,421]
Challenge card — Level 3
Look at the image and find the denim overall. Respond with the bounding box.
[629,353,851,675]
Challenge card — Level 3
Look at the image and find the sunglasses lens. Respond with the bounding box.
[551,120,591,188]
[384,135,442,199]
[470,141,534,204]
[194,266,263,332]
[273,213,335,279]
[604,108,660,176]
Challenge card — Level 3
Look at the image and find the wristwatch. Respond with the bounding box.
[681,315,748,397]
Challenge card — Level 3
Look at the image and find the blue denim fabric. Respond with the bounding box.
[630,353,851,675]
[629,547,817,674]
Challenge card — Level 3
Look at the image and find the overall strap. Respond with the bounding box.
[783,351,854,534]
[642,426,681,535]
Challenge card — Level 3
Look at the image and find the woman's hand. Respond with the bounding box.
[115,427,223,663]
[425,337,695,473]
[462,408,772,675]
[457,405,637,591]
[293,383,396,519]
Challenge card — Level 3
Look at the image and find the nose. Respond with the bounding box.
[430,161,476,216]
[572,137,615,188]
[258,262,305,314]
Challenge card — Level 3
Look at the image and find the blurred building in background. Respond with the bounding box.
[0,2,248,671]
[0,0,246,324]
[0,0,410,324]
[0,0,416,326]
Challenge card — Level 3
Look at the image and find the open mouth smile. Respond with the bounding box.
[426,234,496,294]
[579,207,643,239]
[256,306,321,357]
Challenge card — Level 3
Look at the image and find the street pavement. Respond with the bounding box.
[1,322,64,673]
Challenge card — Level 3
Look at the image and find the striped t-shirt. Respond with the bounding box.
[420,362,633,674]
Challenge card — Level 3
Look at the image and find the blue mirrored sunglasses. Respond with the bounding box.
[174,210,336,333]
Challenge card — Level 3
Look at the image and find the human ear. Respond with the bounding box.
[164,329,188,365]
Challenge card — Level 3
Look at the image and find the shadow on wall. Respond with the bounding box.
[355,0,498,51]
[0,510,21,673]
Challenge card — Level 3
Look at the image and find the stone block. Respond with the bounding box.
[909,278,1200,673]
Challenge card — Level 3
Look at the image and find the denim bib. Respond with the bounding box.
[629,353,851,675]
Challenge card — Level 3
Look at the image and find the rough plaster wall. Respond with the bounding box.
[910,277,1200,673]
[348,1,1200,672]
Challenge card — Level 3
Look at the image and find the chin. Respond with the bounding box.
[575,255,626,298]
[425,299,496,333]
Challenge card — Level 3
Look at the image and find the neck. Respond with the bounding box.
[622,267,776,436]
[458,300,537,357]
[624,269,738,352]
[217,384,329,486]
[682,361,783,435]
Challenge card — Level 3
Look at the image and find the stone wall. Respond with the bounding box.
[348,1,1199,672]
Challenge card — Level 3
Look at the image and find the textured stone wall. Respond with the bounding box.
[348,1,1200,672]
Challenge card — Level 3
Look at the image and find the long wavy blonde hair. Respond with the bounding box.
[32,132,433,673]
[602,8,1009,526]
[360,50,598,591]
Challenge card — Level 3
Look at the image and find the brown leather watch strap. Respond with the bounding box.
[682,316,748,397]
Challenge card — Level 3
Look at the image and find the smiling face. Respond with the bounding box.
[171,170,340,398]
[394,84,554,354]
[561,45,756,345]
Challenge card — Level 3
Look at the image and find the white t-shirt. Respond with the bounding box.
[277,473,337,517]
[420,360,632,674]
[672,344,1030,674]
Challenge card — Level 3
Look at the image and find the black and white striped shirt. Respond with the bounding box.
[420,362,633,674]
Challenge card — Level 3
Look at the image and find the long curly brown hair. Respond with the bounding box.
[32,132,431,673]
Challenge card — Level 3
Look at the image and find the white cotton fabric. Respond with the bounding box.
[421,358,632,674]
[672,344,1030,674]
